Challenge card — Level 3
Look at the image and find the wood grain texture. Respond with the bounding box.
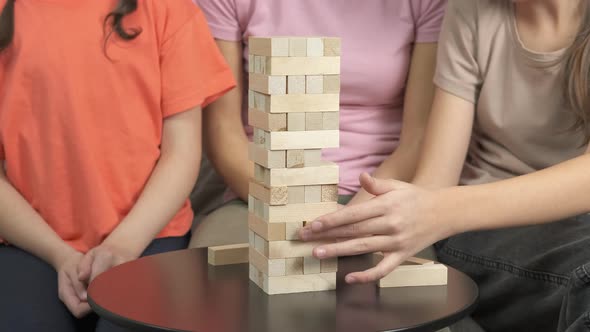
[207,244,249,266]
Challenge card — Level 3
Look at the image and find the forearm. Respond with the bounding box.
[0,170,74,268]
[440,153,590,234]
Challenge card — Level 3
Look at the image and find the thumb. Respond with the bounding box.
[77,251,94,282]
[359,173,407,196]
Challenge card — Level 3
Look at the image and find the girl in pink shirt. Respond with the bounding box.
[190,0,447,248]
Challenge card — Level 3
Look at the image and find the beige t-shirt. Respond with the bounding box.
[434,0,587,185]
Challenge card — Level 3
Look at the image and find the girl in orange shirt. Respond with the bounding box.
[0,0,234,331]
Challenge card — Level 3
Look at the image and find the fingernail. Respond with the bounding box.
[315,248,326,258]
[311,221,323,232]
[82,291,87,300]
[300,229,311,240]
[346,275,356,283]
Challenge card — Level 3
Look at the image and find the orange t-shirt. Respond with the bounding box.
[0,0,235,252]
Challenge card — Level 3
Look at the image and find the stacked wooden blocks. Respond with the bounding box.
[247,36,341,295]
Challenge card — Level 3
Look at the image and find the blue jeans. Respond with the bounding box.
[0,235,189,332]
[436,214,590,332]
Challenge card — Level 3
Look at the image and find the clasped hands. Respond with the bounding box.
[298,172,453,284]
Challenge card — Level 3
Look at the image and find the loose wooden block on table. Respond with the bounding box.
[207,243,249,266]
[257,162,339,187]
[288,37,307,57]
[261,130,340,150]
[248,109,287,132]
[249,181,287,205]
[249,37,289,56]
[305,113,323,130]
[287,113,305,131]
[304,185,322,203]
[249,247,286,277]
[321,185,339,202]
[323,37,341,56]
[373,253,448,288]
[287,75,306,94]
[248,213,286,241]
[306,75,324,94]
[248,143,286,169]
[252,93,340,113]
[250,264,336,295]
[249,73,287,95]
[264,56,340,76]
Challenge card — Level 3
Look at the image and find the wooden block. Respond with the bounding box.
[253,128,266,145]
[261,162,339,187]
[248,195,255,213]
[249,247,286,277]
[249,37,289,56]
[304,150,322,167]
[249,73,286,95]
[305,185,322,203]
[320,257,338,272]
[285,222,303,240]
[259,201,339,223]
[249,230,255,246]
[323,75,341,93]
[248,212,286,241]
[253,94,340,113]
[285,257,304,275]
[249,263,263,286]
[258,239,329,259]
[321,185,338,202]
[254,232,268,255]
[249,181,287,205]
[306,75,324,94]
[248,109,287,132]
[265,57,340,76]
[289,37,307,57]
[248,89,255,109]
[286,150,305,168]
[208,243,249,266]
[322,112,339,130]
[248,143,286,169]
[287,186,305,204]
[305,113,323,130]
[304,256,321,274]
[248,54,254,73]
[254,55,267,74]
[323,37,341,56]
[287,113,305,131]
[254,163,269,185]
[373,254,448,288]
[264,130,339,150]
[262,272,336,295]
[287,75,306,94]
[306,37,324,57]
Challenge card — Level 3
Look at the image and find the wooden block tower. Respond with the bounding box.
[247,36,341,295]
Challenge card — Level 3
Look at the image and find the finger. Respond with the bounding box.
[359,173,407,196]
[67,269,88,301]
[59,274,85,317]
[78,250,95,282]
[305,199,385,233]
[89,251,114,283]
[300,217,387,241]
[312,236,393,259]
[73,302,92,318]
[345,253,405,284]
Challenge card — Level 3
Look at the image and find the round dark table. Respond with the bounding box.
[88,248,478,332]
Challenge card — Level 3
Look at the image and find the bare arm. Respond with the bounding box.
[0,166,75,268]
[349,43,438,204]
[102,108,202,257]
[203,40,251,201]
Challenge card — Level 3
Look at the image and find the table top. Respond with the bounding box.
[88,248,478,332]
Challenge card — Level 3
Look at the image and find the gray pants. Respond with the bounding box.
[436,214,590,332]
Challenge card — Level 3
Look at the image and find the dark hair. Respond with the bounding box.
[0,0,141,53]
[564,2,590,144]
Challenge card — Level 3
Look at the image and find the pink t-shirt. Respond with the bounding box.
[197,0,446,195]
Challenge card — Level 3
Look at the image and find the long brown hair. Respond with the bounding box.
[564,2,590,145]
[0,0,141,53]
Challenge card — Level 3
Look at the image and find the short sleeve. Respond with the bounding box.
[413,0,447,43]
[433,0,481,104]
[195,0,242,41]
[160,7,236,117]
